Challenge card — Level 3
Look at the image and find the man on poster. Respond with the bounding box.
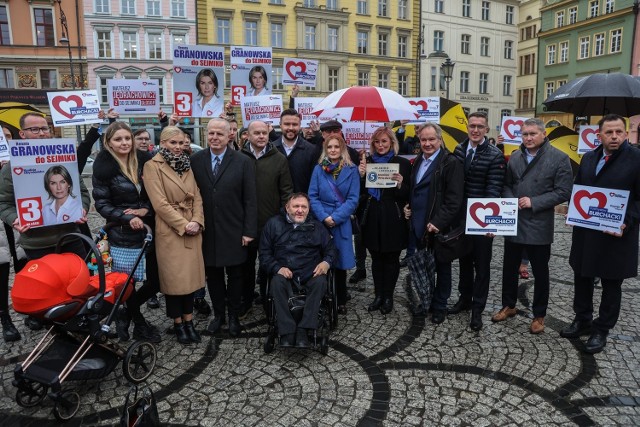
[561,114,640,353]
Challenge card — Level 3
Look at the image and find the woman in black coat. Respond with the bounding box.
[92,121,161,343]
[357,127,411,314]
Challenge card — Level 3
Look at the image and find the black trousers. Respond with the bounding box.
[369,250,401,299]
[271,274,326,335]
[241,244,266,307]
[573,273,623,333]
[354,233,367,271]
[457,235,494,311]
[126,246,160,320]
[165,293,195,319]
[502,241,551,318]
[206,264,243,319]
[334,269,347,306]
[24,238,86,260]
[0,262,10,313]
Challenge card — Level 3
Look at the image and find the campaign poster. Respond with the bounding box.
[107,79,159,115]
[230,46,273,105]
[295,97,324,127]
[406,97,440,124]
[47,90,101,126]
[577,125,601,154]
[465,198,518,236]
[566,184,629,233]
[282,58,318,87]
[172,44,225,118]
[9,138,82,228]
[343,122,384,151]
[365,163,400,189]
[499,116,528,145]
[0,126,9,162]
[240,95,283,125]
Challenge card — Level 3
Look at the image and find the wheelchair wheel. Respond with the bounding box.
[53,391,80,422]
[320,335,329,356]
[123,341,157,384]
[15,381,47,408]
[264,333,275,354]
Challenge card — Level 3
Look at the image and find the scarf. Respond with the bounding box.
[367,151,395,201]
[159,147,191,177]
[321,158,343,180]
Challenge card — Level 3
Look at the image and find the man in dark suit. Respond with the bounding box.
[561,114,640,353]
[191,118,257,337]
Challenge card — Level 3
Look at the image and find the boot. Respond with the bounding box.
[367,296,383,312]
[115,307,132,341]
[184,320,201,343]
[1,311,21,342]
[174,322,191,345]
[380,297,394,315]
[132,317,161,343]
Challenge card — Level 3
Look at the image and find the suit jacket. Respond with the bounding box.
[273,136,320,193]
[190,148,257,267]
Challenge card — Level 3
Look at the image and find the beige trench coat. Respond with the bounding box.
[143,153,205,295]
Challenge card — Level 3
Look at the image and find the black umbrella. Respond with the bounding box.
[543,73,640,117]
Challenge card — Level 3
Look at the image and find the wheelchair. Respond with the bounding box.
[263,270,338,355]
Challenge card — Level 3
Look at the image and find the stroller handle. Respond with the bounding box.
[97,222,153,243]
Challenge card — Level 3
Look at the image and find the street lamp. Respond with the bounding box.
[56,0,82,143]
[441,58,455,100]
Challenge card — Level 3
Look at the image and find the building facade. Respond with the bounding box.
[514,0,543,118]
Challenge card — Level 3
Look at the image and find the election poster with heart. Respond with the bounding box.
[465,198,518,236]
[9,138,83,228]
[406,97,440,124]
[0,126,9,162]
[172,44,225,118]
[500,116,528,145]
[343,122,384,151]
[46,90,101,126]
[295,97,333,127]
[566,184,629,232]
[240,95,283,125]
[230,46,272,105]
[577,125,601,154]
[107,79,159,115]
[282,58,318,87]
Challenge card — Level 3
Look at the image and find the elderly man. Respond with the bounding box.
[492,118,572,334]
[260,193,335,348]
[191,118,257,338]
[561,114,640,353]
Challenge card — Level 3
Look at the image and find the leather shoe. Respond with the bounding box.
[491,306,517,322]
[349,270,366,283]
[280,333,295,348]
[530,317,545,334]
[296,328,310,348]
[560,320,592,338]
[146,295,160,309]
[206,316,224,334]
[431,309,446,324]
[174,322,191,345]
[183,320,201,343]
[132,319,162,343]
[1,312,21,342]
[470,309,483,331]
[584,331,607,354]
[25,315,43,331]
[448,298,471,315]
[368,296,383,312]
[228,315,241,338]
[115,307,131,341]
[380,298,393,315]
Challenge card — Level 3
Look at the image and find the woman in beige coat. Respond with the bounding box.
[143,126,206,345]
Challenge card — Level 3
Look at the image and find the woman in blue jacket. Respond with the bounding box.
[309,135,360,314]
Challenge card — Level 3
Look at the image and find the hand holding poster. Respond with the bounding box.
[343,122,384,151]
[566,184,629,233]
[240,95,283,125]
[406,97,440,124]
[230,46,273,105]
[47,90,101,126]
[465,198,518,236]
[365,163,400,188]
[9,138,83,228]
[577,125,601,154]
[282,58,318,87]
[500,116,528,145]
[107,79,159,115]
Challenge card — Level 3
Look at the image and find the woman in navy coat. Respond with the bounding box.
[309,135,360,314]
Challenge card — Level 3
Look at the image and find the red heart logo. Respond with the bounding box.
[409,100,428,111]
[285,61,306,80]
[173,66,182,73]
[13,167,23,175]
[469,201,500,227]
[231,64,238,70]
[580,128,599,148]
[52,95,83,119]
[573,189,607,219]
[62,214,70,221]
[503,119,523,140]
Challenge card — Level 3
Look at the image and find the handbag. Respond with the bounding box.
[432,226,472,263]
[120,384,160,427]
[322,174,360,235]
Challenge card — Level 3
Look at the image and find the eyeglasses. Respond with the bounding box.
[468,125,487,130]
[135,137,151,141]
[22,127,50,134]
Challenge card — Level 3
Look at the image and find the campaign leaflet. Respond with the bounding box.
[465,198,518,236]
[577,125,601,154]
[0,126,9,162]
[240,95,283,126]
[566,184,629,233]
[406,97,440,124]
[107,79,159,115]
[172,44,225,118]
[9,138,82,228]
[47,90,101,126]
[282,58,318,87]
[499,116,528,145]
[343,122,384,151]
[229,46,272,105]
[365,163,400,189]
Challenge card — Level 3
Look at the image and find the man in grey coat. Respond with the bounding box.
[491,118,572,334]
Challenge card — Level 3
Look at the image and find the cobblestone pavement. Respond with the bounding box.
[1,214,639,426]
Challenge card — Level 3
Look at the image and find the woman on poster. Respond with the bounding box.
[247,66,271,97]
[192,68,224,118]
[42,165,83,226]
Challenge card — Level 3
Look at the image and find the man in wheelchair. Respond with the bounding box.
[260,193,335,348]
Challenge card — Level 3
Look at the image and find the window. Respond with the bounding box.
[477,108,488,115]
[121,0,135,15]
[303,0,316,7]
[398,0,408,19]
[216,18,230,44]
[122,31,138,59]
[461,34,470,54]
[147,32,162,59]
[579,36,590,59]
[501,109,511,118]
[270,0,283,3]
[503,75,512,96]
[34,8,54,47]
[462,0,470,18]
[481,1,490,21]
[0,6,8,45]
[480,37,489,56]
[171,0,185,18]
[434,0,443,13]
[95,0,110,14]
[462,107,470,117]
[594,33,605,56]
[460,71,469,92]
[559,41,568,62]
[270,23,283,48]
[518,88,535,109]
[357,71,369,86]
[504,40,513,59]
[146,0,160,16]
[557,79,567,89]
[272,68,283,90]
[40,69,57,89]
[519,53,535,75]
[327,0,338,10]
[328,68,339,92]
[430,66,437,91]
[357,30,368,54]
[0,69,14,88]
[357,0,368,14]
[398,35,408,58]
[304,25,316,50]
[378,33,388,56]
[479,73,488,94]
[569,7,578,24]
[590,0,599,18]
[378,72,388,88]
[245,21,258,46]
[433,30,444,52]
[99,77,110,103]
[605,0,614,13]
[171,32,187,51]
[398,74,408,96]
[154,77,164,103]
[96,30,113,58]
[610,29,622,53]
[556,11,565,27]
[506,5,514,24]
[545,81,555,99]
[547,45,556,65]
[328,27,338,51]
[378,0,388,17]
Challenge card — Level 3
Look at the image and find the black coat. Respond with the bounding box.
[191,148,257,267]
[569,141,640,279]
[273,136,320,193]
[453,138,506,198]
[92,150,153,248]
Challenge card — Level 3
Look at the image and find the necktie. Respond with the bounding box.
[213,156,221,177]
[464,148,474,172]
[604,154,610,163]
[596,154,609,175]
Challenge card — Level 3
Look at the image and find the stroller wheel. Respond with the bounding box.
[15,381,47,407]
[123,341,157,384]
[53,391,80,422]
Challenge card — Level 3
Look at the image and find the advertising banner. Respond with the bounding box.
[282,58,318,86]
[465,198,518,236]
[47,90,102,126]
[343,122,384,151]
[230,46,272,105]
[406,97,440,124]
[566,184,629,233]
[0,126,9,162]
[240,95,283,125]
[365,163,400,189]
[107,79,159,115]
[499,116,528,145]
[577,125,601,154]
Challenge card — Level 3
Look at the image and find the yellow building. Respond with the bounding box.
[197,0,419,100]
